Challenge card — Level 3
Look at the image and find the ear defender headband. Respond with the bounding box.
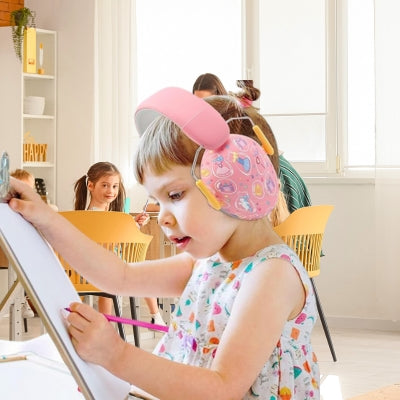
[135,87,279,220]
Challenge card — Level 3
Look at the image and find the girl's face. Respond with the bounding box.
[193,89,214,99]
[88,173,120,210]
[143,164,240,260]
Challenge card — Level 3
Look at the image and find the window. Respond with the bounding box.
[346,0,375,167]
[135,0,242,104]
[257,0,335,175]
[134,0,379,176]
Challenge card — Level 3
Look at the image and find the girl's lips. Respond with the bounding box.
[171,236,191,250]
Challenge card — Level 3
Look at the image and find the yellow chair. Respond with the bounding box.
[274,204,337,361]
[57,210,153,347]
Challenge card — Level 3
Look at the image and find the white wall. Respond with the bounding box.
[306,181,393,330]
[0,27,23,170]
[27,0,96,211]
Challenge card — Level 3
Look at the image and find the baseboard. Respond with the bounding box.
[322,316,400,331]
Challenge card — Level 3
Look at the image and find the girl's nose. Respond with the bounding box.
[157,207,175,227]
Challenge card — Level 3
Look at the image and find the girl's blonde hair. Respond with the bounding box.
[269,190,290,226]
[10,168,34,182]
[134,116,200,185]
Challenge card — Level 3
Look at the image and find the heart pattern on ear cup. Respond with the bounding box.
[200,134,278,220]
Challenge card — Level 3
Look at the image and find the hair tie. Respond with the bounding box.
[239,97,253,108]
[85,175,89,186]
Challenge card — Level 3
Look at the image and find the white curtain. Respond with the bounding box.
[374,0,400,321]
[94,0,136,188]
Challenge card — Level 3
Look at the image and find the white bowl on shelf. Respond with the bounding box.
[24,96,45,115]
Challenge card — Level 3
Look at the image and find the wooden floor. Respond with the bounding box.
[1,302,399,400]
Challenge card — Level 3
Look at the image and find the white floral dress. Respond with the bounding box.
[153,244,320,399]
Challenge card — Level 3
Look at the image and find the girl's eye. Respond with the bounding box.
[168,191,183,201]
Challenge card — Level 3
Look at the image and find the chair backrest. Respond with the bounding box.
[57,211,153,292]
[273,205,334,278]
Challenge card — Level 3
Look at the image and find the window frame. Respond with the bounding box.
[244,0,340,177]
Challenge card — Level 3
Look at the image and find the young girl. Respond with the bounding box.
[74,161,126,212]
[73,161,165,324]
[9,88,319,399]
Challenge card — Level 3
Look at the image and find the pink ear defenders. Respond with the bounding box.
[135,87,278,220]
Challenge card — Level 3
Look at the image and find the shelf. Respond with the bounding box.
[21,28,57,205]
[23,73,55,80]
[23,162,55,168]
[23,114,55,119]
[36,28,55,35]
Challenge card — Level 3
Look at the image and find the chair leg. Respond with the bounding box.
[310,278,337,362]
[129,297,140,347]
[111,295,126,341]
[23,318,28,333]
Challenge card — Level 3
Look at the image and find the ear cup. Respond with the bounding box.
[200,135,279,220]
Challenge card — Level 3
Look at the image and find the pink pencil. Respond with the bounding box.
[64,307,169,332]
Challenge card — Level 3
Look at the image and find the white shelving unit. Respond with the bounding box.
[21,28,57,204]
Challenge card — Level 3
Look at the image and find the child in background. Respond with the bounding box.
[73,162,165,325]
[192,72,228,98]
[11,169,35,189]
[9,88,319,399]
[9,169,35,319]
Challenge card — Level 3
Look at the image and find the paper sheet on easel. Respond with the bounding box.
[0,204,131,400]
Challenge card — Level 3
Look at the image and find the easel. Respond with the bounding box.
[0,204,131,399]
[0,247,27,340]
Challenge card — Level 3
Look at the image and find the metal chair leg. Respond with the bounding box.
[79,292,126,341]
[129,297,140,347]
[311,278,337,362]
[111,295,126,341]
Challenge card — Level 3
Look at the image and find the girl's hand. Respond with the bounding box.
[135,212,150,227]
[66,302,127,367]
[8,177,56,230]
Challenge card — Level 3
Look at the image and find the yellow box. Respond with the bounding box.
[23,27,36,73]
[23,143,47,162]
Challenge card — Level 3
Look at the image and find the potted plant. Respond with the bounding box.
[10,7,36,62]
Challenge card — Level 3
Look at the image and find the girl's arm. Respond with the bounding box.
[8,178,194,297]
[68,257,305,400]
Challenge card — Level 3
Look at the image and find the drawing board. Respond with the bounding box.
[0,204,131,400]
